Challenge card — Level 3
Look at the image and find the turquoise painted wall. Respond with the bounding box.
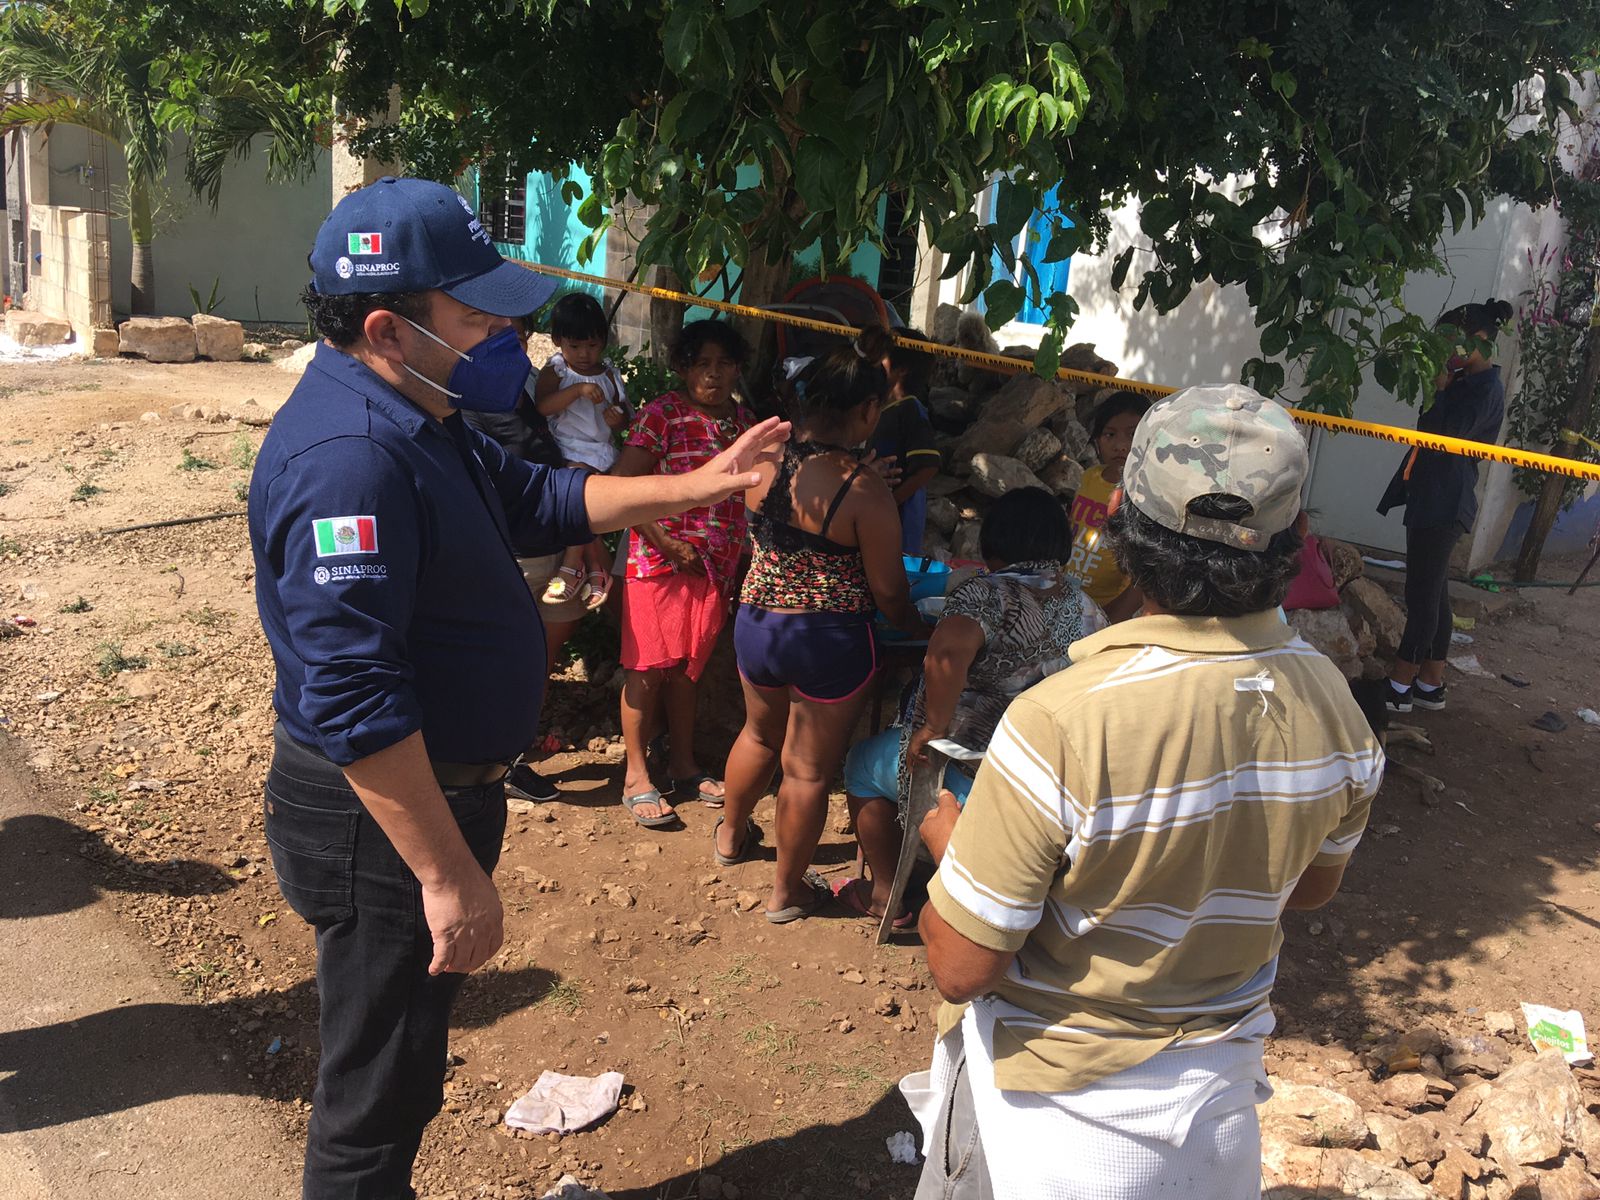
[793,195,888,285]
[477,165,606,299]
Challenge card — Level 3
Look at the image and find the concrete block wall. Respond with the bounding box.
[25,204,112,339]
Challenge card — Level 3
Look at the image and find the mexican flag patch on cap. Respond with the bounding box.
[313,515,378,557]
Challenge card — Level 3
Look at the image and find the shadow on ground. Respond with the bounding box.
[1270,573,1600,1049]
[609,1089,913,1200]
[0,964,561,1132]
[0,811,239,920]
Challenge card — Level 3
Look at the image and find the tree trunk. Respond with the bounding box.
[648,265,684,367]
[129,177,156,316]
[734,250,793,402]
[1510,320,1600,582]
[1513,320,1600,582]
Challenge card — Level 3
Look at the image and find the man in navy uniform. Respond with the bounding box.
[249,176,788,1199]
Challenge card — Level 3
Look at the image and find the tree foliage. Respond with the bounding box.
[316,0,1599,412]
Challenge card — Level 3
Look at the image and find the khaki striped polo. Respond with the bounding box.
[928,609,1383,1093]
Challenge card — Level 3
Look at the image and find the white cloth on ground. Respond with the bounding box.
[545,353,627,471]
[943,1002,1270,1200]
[504,1070,625,1135]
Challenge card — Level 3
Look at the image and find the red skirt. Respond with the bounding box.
[620,573,728,682]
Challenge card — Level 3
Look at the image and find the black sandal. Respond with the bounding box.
[766,871,832,924]
[712,816,761,866]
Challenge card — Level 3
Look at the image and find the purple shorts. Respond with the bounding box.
[734,605,878,703]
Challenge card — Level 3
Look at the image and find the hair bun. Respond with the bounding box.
[853,324,893,362]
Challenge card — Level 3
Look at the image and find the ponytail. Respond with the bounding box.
[796,324,891,416]
[1441,297,1513,340]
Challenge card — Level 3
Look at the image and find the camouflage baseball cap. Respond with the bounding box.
[1122,383,1308,551]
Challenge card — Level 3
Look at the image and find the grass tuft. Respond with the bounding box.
[96,641,148,676]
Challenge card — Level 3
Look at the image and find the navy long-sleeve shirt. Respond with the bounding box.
[1377,365,1506,532]
[249,343,592,766]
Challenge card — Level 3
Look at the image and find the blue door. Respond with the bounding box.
[986,180,1072,326]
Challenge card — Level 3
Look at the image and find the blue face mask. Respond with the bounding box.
[398,316,531,414]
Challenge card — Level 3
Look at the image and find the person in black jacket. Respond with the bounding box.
[1377,298,1512,714]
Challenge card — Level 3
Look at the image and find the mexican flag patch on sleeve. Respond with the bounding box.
[312,515,379,557]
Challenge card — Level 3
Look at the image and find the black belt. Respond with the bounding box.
[431,759,516,788]
[273,722,514,790]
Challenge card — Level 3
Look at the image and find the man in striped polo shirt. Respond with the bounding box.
[906,384,1383,1200]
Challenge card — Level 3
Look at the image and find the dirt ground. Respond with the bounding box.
[2,351,1599,1200]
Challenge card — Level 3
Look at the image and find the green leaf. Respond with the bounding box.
[994,180,1034,240]
[934,212,977,254]
[1018,254,1042,304]
[984,280,1025,328]
[1034,329,1063,379]
[806,11,845,66]
[576,225,607,266]
[677,92,723,142]
[1018,97,1039,144]
[1258,322,1290,358]
[577,192,604,230]
[655,93,688,143]
[1240,358,1286,398]
[1140,197,1178,237]
[958,263,988,306]
[1373,352,1400,393]
[1109,245,1136,290]
[1001,84,1034,125]
[794,105,858,153]
[724,0,766,18]
[1043,220,1082,264]
[968,79,1009,134]
[794,136,846,212]
[662,2,707,74]
[991,227,1017,273]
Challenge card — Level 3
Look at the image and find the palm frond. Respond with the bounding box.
[0,95,117,140]
[180,59,327,207]
[0,4,167,184]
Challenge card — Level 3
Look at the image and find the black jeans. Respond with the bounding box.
[1398,523,1462,665]
[264,724,507,1200]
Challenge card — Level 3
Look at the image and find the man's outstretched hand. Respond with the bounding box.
[685,417,791,506]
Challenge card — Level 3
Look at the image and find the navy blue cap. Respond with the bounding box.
[308,176,558,316]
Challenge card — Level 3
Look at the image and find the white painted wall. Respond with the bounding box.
[1044,200,1263,389]
[941,187,1555,565]
[1297,197,1541,557]
[41,123,329,324]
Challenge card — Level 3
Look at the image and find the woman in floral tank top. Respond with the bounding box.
[716,327,930,924]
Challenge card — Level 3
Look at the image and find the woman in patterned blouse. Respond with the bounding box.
[837,487,1107,926]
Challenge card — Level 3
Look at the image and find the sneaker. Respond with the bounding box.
[1385,683,1413,714]
[1411,681,1447,711]
[505,763,559,803]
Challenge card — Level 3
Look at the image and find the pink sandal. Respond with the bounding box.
[833,877,913,929]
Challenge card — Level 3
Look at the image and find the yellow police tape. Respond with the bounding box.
[514,260,1600,484]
